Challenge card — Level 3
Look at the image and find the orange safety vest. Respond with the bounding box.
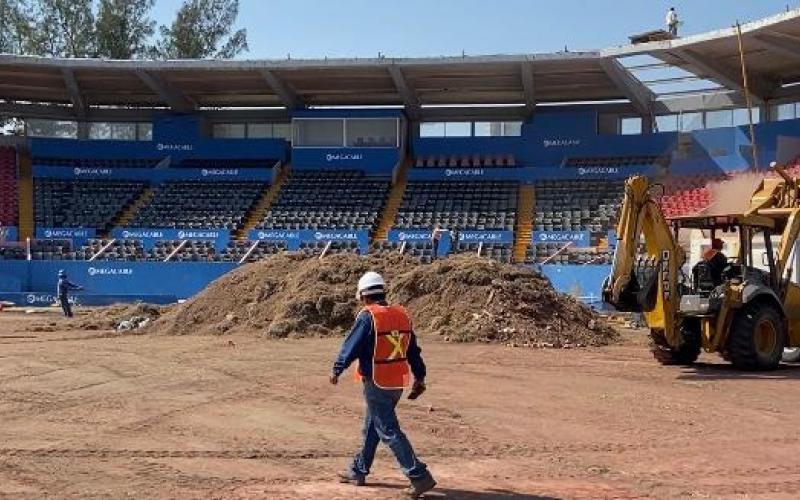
[703,248,720,261]
[357,304,412,390]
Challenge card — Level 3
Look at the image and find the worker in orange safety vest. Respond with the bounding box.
[703,238,728,285]
[330,271,436,497]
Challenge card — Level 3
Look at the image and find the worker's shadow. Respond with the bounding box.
[433,490,557,499]
[676,361,800,381]
[370,483,556,499]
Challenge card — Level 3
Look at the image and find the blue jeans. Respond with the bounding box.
[350,378,429,481]
[59,296,73,317]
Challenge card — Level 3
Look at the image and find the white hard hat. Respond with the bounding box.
[357,271,386,298]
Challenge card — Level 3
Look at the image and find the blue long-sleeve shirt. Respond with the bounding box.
[57,278,82,298]
[333,307,426,381]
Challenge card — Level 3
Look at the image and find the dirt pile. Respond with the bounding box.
[150,253,616,346]
[151,253,419,337]
[392,256,616,346]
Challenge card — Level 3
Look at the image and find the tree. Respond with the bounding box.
[0,0,37,54]
[31,0,95,57]
[155,0,247,59]
[95,0,155,59]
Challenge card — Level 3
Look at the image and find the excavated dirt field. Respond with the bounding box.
[3,312,800,499]
[150,254,617,346]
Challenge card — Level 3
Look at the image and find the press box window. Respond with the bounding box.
[420,122,445,137]
[213,123,246,139]
[655,114,678,133]
[444,122,471,137]
[620,117,642,135]
[346,119,398,147]
[26,119,78,138]
[293,119,345,147]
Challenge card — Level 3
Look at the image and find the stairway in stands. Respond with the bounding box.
[512,184,535,263]
[106,186,155,235]
[235,163,290,239]
[16,148,34,240]
[373,159,411,241]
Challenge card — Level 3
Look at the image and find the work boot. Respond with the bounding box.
[404,474,436,497]
[337,471,366,486]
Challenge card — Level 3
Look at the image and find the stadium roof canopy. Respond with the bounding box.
[4,8,800,121]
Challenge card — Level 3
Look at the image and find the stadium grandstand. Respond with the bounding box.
[5,8,800,305]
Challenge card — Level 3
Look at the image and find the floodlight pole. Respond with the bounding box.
[736,22,760,171]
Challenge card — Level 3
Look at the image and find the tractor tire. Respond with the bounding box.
[650,327,701,366]
[727,302,786,371]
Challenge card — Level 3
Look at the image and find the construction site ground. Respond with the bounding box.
[2,312,800,499]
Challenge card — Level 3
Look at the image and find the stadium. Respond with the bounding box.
[4,4,800,498]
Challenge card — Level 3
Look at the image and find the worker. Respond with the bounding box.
[431,224,444,259]
[703,238,728,285]
[56,270,83,318]
[330,272,436,498]
[666,7,679,36]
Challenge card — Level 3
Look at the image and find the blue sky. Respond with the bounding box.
[150,0,799,59]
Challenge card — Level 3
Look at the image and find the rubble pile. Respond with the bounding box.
[149,254,617,346]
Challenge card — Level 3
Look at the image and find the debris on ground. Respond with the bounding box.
[76,303,164,331]
[149,254,617,346]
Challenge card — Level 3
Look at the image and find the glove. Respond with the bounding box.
[407,380,426,400]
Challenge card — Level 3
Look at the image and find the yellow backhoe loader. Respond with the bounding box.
[603,163,800,370]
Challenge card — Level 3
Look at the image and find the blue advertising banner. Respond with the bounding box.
[406,166,652,183]
[29,128,287,163]
[532,231,591,245]
[35,227,96,247]
[0,260,236,302]
[247,229,301,250]
[1,226,18,242]
[0,292,177,307]
[248,229,300,241]
[292,148,399,173]
[111,228,231,251]
[297,229,370,254]
[386,228,450,256]
[607,229,617,249]
[458,230,514,244]
[387,229,432,242]
[32,165,274,182]
[248,228,371,254]
[407,167,521,181]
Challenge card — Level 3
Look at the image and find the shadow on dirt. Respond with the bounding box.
[435,489,557,499]
[677,361,800,381]
[368,483,556,499]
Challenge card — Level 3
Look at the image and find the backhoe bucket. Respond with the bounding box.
[603,266,659,313]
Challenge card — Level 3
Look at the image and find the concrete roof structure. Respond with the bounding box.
[3,8,800,121]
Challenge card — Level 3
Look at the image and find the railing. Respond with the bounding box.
[89,239,116,262]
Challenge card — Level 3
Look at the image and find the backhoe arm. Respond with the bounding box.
[745,164,800,284]
[603,176,684,345]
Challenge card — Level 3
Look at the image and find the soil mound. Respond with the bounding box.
[151,253,418,337]
[393,256,615,346]
[150,253,616,346]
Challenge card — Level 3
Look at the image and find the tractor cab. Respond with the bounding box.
[669,214,780,316]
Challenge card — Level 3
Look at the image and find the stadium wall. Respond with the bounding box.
[30,115,289,164]
[0,260,236,305]
[0,259,610,308]
[412,110,800,175]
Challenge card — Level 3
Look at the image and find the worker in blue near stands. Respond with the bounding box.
[57,270,83,318]
[431,224,444,259]
[330,272,436,498]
